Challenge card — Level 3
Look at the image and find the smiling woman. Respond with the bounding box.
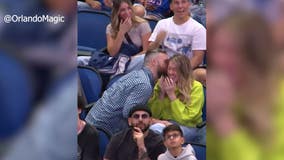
[148,54,205,144]
[107,0,151,57]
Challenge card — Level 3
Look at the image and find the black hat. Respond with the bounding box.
[128,105,152,118]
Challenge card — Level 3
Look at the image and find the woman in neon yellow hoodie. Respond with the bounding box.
[148,54,205,144]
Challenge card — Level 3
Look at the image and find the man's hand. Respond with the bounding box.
[103,0,113,8]
[133,127,145,146]
[149,30,167,50]
[86,0,102,10]
[133,127,150,159]
[156,31,167,45]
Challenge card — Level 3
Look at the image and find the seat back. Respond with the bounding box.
[191,143,206,160]
[78,66,103,104]
[202,87,206,121]
[97,128,110,159]
[78,10,110,50]
[145,17,158,31]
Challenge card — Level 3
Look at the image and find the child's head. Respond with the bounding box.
[162,124,185,149]
[133,3,146,18]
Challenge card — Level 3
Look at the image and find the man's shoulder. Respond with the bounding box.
[189,17,206,30]
[156,17,173,26]
[112,128,130,138]
[125,70,151,82]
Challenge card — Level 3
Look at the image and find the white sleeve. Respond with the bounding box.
[148,20,163,42]
[192,25,206,51]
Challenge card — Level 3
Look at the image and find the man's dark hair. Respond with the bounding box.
[128,105,152,118]
[162,124,184,137]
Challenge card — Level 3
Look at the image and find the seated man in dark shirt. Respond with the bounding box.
[104,105,166,160]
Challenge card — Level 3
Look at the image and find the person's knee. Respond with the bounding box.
[193,68,206,87]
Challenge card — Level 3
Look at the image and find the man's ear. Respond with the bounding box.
[128,117,132,126]
[170,2,173,11]
[151,58,158,66]
[181,136,185,145]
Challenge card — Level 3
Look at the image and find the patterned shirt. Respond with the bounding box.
[85,67,155,136]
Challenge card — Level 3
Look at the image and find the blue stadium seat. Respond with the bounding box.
[0,51,32,139]
[97,128,110,159]
[78,9,110,50]
[77,45,96,56]
[202,87,206,121]
[191,143,206,160]
[145,17,158,31]
[78,65,103,104]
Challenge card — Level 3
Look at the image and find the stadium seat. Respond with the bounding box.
[202,86,206,121]
[97,128,110,159]
[144,17,158,31]
[191,143,206,160]
[78,9,110,50]
[77,45,96,56]
[78,65,103,104]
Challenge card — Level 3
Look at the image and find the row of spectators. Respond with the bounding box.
[78,0,206,26]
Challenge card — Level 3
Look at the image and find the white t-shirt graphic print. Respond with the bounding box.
[164,33,193,58]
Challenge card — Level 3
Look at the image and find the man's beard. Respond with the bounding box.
[157,64,167,78]
[134,123,150,133]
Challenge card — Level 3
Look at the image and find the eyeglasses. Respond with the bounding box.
[165,133,181,140]
[131,114,149,119]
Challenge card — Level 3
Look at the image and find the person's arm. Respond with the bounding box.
[107,17,132,56]
[190,50,205,69]
[191,25,206,68]
[148,20,166,50]
[133,127,151,160]
[148,31,167,51]
[133,22,151,57]
[85,0,102,10]
[122,83,153,118]
[151,118,172,126]
[103,0,113,8]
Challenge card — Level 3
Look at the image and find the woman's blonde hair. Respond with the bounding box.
[110,0,146,38]
[169,54,193,105]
